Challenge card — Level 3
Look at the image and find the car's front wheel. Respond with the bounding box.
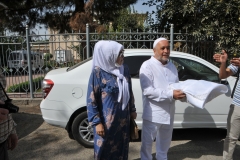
[72,111,94,148]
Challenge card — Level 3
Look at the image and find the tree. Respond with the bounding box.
[144,0,240,54]
[0,0,138,33]
[112,6,147,32]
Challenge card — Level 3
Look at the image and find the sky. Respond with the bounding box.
[133,0,156,13]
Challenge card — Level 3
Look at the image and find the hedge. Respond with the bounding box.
[7,77,44,93]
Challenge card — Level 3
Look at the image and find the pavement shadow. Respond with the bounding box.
[168,128,227,159]
[8,120,95,160]
[132,128,240,160]
[8,105,97,160]
[12,112,44,139]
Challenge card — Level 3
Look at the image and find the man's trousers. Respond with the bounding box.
[140,119,173,160]
[223,104,240,160]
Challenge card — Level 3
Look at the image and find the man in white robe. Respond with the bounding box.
[139,38,186,160]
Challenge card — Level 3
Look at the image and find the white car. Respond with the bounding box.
[40,49,235,148]
[8,50,44,69]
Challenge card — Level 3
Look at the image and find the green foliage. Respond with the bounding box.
[7,77,44,93]
[44,53,53,61]
[42,60,55,70]
[70,45,85,60]
[0,0,138,33]
[112,6,147,32]
[145,0,240,56]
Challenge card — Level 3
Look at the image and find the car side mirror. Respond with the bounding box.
[220,79,229,85]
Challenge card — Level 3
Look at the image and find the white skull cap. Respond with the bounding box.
[153,37,168,48]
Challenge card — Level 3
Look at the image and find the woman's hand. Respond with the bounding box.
[96,123,105,137]
[131,112,137,119]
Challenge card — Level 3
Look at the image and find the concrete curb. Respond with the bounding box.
[12,98,42,107]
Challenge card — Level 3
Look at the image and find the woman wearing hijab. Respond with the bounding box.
[87,40,137,160]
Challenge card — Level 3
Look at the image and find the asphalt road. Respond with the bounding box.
[8,105,240,160]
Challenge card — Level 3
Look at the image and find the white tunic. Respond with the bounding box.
[139,56,179,124]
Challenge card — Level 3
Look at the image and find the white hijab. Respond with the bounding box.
[92,40,130,110]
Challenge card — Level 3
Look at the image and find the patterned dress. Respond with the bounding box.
[87,64,136,160]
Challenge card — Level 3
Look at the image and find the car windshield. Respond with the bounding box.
[8,52,22,60]
[9,52,37,60]
[67,57,92,71]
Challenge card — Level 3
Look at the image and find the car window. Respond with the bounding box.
[170,57,220,83]
[23,54,27,60]
[31,54,36,60]
[23,54,36,60]
[9,53,22,60]
[124,56,151,78]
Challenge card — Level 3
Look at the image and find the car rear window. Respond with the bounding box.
[67,57,92,71]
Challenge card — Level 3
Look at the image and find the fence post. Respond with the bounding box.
[26,25,34,98]
[86,23,90,58]
[170,24,174,51]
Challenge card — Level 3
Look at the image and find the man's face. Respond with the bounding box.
[153,40,170,64]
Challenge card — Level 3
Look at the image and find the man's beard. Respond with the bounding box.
[156,55,169,63]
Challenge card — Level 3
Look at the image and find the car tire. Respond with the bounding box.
[72,111,94,148]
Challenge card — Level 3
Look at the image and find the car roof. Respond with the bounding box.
[124,49,212,62]
[125,49,199,58]
[10,50,40,54]
[124,49,219,71]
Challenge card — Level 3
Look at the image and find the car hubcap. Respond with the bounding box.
[79,118,94,143]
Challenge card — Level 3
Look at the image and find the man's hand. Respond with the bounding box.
[7,134,18,150]
[230,58,240,67]
[173,90,186,100]
[130,112,137,119]
[96,123,105,137]
[0,108,9,122]
[213,49,228,63]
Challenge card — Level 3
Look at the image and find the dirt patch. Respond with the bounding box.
[17,104,42,115]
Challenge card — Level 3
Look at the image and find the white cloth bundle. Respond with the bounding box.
[170,80,228,109]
